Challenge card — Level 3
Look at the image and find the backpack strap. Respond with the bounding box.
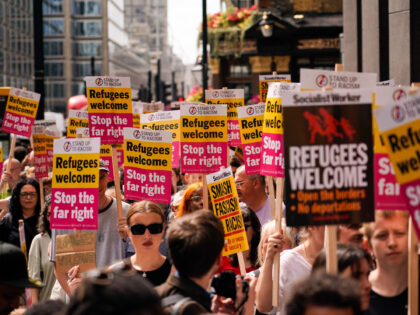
[161,294,192,315]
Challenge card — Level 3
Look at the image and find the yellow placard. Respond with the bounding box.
[181,116,227,143]
[124,139,172,171]
[87,87,132,114]
[238,114,264,145]
[6,96,38,118]
[382,121,420,184]
[46,135,59,150]
[100,144,112,157]
[262,97,283,134]
[133,113,140,128]
[141,119,180,142]
[208,176,249,256]
[206,98,244,120]
[68,117,89,138]
[52,154,100,189]
[259,80,291,103]
[33,134,47,155]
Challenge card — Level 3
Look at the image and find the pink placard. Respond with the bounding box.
[2,113,35,138]
[228,120,241,147]
[124,167,171,204]
[172,141,180,169]
[100,156,114,181]
[260,133,284,177]
[242,142,262,175]
[50,188,98,229]
[34,154,48,179]
[374,153,407,210]
[181,142,227,174]
[89,113,133,145]
[402,180,420,238]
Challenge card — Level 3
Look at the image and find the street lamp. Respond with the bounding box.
[259,11,273,38]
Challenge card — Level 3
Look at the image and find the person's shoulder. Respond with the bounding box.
[121,200,131,213]
[177,300,208,315]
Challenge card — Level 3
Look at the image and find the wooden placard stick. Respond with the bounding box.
[237,251,247,276]
[202,175,209,210]
[407,83,419,315]
[111,146,124,238]
[267,176,276,219]
[272,177,284,306]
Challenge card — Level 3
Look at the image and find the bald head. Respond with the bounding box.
[3,158,21,187]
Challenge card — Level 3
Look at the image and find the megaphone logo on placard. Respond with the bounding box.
[95,78,103,86]
[212,91,219,98]
[133,130,141,139]
[63,141,72,152]
[148,114,154,121]
[76,111,81,118]
[391,105,405,123]
[315,74,328,87]
[247,107,254,115]
[393,89,406,101]
[189,106,198,115]
[304,107,357,144]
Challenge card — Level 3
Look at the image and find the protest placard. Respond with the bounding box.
[373,86,410,210]
[100,144,113,181]
[300,69,377,90]
[55,231,96,273]
[261,82,300,177]
[374,92,420,236]
[51,138,100,229]
[259,74,291,103]
[124,128,172,203]
[143,101,164,113]
[1,88,40,138]
[180,104,228,174]
[67,110,89,138]
[75,128,89,138]
[283,90,374,226]
[207,167,249,256]
[0,143,3,174]
[140,110,180,168]
[205,89,244,146]
[85,76,132,144]
[237,103,265,175]
[114,143,124,167]
[132,101,144,128]
[32,125,48,179]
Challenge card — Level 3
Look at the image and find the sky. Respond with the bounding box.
[168,0,223,65]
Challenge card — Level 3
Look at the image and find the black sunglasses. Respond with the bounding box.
[130,223,163,235]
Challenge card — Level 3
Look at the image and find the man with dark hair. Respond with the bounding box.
[234,165,271,225]
[0,242,43,315]
[285,273,362,315]
[158,210,256,314]
[338,224,364,248]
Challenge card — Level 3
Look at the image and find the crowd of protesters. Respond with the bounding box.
[0,139,413,315]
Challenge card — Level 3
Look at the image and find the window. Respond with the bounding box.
[44,41,63,56]
[43,0,63,14]
[45,62,64,76]
[73,42,101,57]
[73,21,101,36]
[72,1,100,16]
[73,62,102,77]
[45,83,64,97]
[43,19,64,35]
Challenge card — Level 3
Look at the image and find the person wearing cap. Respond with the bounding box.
[0,242,43,315]
[50,160,130,297]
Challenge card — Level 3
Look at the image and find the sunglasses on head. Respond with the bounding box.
[130,223,163,235]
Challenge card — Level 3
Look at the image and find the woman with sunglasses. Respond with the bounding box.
[112,200,171,286]
[176,182,204,218]
[0,178,41,255]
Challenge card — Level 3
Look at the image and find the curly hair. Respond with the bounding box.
[10,178,41,221]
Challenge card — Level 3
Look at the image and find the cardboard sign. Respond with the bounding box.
[100,144,113,181]
[35,121,61,171]
[180,104,228,174]
[124,128,172,203]
[283,90,374,226]
[205,89,244,146]
[375,93,420,237]
[115,143,124,167]
[237,103,265,175]
[261,83,300,177]
[55,231,96,273]
[300,69,377,90]
[32,125,48,179]
[1,88,40,137]
[143,102,164,113]
[132,101,144,128]
[207,168,249,256]
[140,110,180,168]
[51,138,100,229]
[67,110,89,138]
[86,76,133,144]
[373,87,410,210]
[259,74,291,103]
[75,128,89,138]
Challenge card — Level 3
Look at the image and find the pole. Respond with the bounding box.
[33,0,44,120]
[202,0,208,102]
